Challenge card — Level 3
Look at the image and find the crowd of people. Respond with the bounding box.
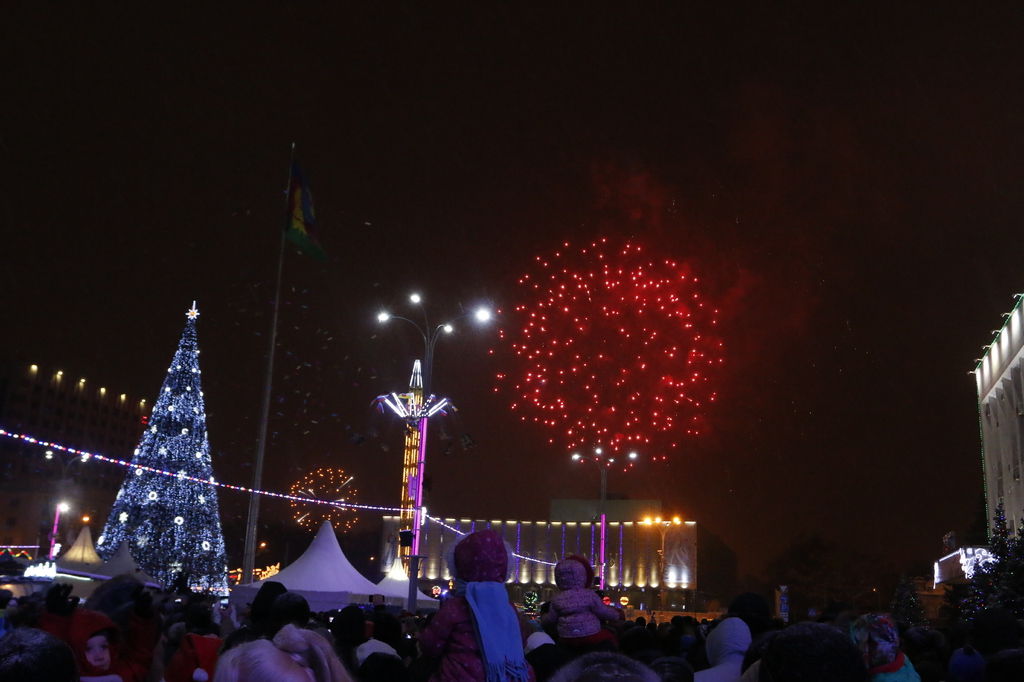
[0,529,1022,681]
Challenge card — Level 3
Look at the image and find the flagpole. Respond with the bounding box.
[242,142,295,584]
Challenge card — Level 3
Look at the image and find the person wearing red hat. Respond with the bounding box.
[38,584,155,682]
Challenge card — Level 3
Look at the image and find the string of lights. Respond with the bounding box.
[2,428,404,513]
[425,516,556,566]
[1,427,557,566]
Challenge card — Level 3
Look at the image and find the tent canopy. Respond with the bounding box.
[96,542,161,587]
[231,521,380,612]
[375,558,438,609]
[57,526,103,572]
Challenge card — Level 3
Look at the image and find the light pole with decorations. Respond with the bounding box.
[375,294,492,557]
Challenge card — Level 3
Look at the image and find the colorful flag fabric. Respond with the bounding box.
[284,162,327,260]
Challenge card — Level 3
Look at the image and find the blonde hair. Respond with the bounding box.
[213,625,352,682]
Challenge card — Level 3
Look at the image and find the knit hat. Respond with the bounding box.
[851,613,901,670]
[454,529,509,582]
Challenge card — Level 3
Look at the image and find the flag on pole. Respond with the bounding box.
[284,162,327,260]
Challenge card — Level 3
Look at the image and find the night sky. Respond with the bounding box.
[4,5,1022,585]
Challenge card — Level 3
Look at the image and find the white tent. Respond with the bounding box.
[375,558,438,610]
[231,521,381,612]
[96,543,161,587]
[57,526,103,573]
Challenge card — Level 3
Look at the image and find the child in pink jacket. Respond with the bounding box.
[541,555,623,649]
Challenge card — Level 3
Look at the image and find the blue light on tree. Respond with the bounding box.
[97,303,229,594]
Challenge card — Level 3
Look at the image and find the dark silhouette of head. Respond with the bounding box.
[549,651,659,682]
[249,581,288,626]
[369,612,403,650]
[972,608,1021,656]
[727,592,773,637]
[760,622,867,682]
[270,592,311,634]
[0,627,78,682]
[648,655,694,682]
[985,648,1024,682]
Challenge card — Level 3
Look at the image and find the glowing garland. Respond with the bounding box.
[0,428,399,513]
[423,516,556,566]
[1,428,556,566]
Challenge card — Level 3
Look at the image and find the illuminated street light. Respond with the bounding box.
[374,292,494,567]
[639,513,685,609]
[49,502,71,559]
[569,447,618,588]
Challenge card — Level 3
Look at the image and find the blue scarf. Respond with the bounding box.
[464,581,530,682]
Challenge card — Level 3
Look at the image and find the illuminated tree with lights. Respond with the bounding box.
[890,576,926,627]
[97,304,229,594]
[496,238,724,462]
[961,503,1024,620]
[290,467,359,532]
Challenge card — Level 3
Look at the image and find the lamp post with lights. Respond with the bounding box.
[641,515,683,609]
[375,294,492,557]
[571,448,638,589]
[48,501,70,560]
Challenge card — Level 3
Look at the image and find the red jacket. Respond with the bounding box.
[164,633,222,682]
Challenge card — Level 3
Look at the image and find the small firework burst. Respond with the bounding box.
[495,238,724,465]
[289,467,359,532]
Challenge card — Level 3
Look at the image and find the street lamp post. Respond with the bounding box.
[376,295,492,558]
[641,516,682,610]
[571,449,638,590]
[48,501,70,560]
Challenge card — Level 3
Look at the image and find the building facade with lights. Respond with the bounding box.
[382,504,736,610]
[975,297,1024,534]
[0,363,147,551]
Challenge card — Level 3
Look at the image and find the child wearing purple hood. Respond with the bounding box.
[541,555,623,649]
[419,529,534,682]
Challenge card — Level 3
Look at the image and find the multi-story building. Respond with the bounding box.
[0,362,148,552]
[975,296,1024,533]
[381,499,737,610]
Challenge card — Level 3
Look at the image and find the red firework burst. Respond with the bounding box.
[495,238,724,463]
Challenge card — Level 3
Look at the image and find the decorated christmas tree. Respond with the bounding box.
[961,503,1024,620]
[97,303,229,594]
[890,576,927,626]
